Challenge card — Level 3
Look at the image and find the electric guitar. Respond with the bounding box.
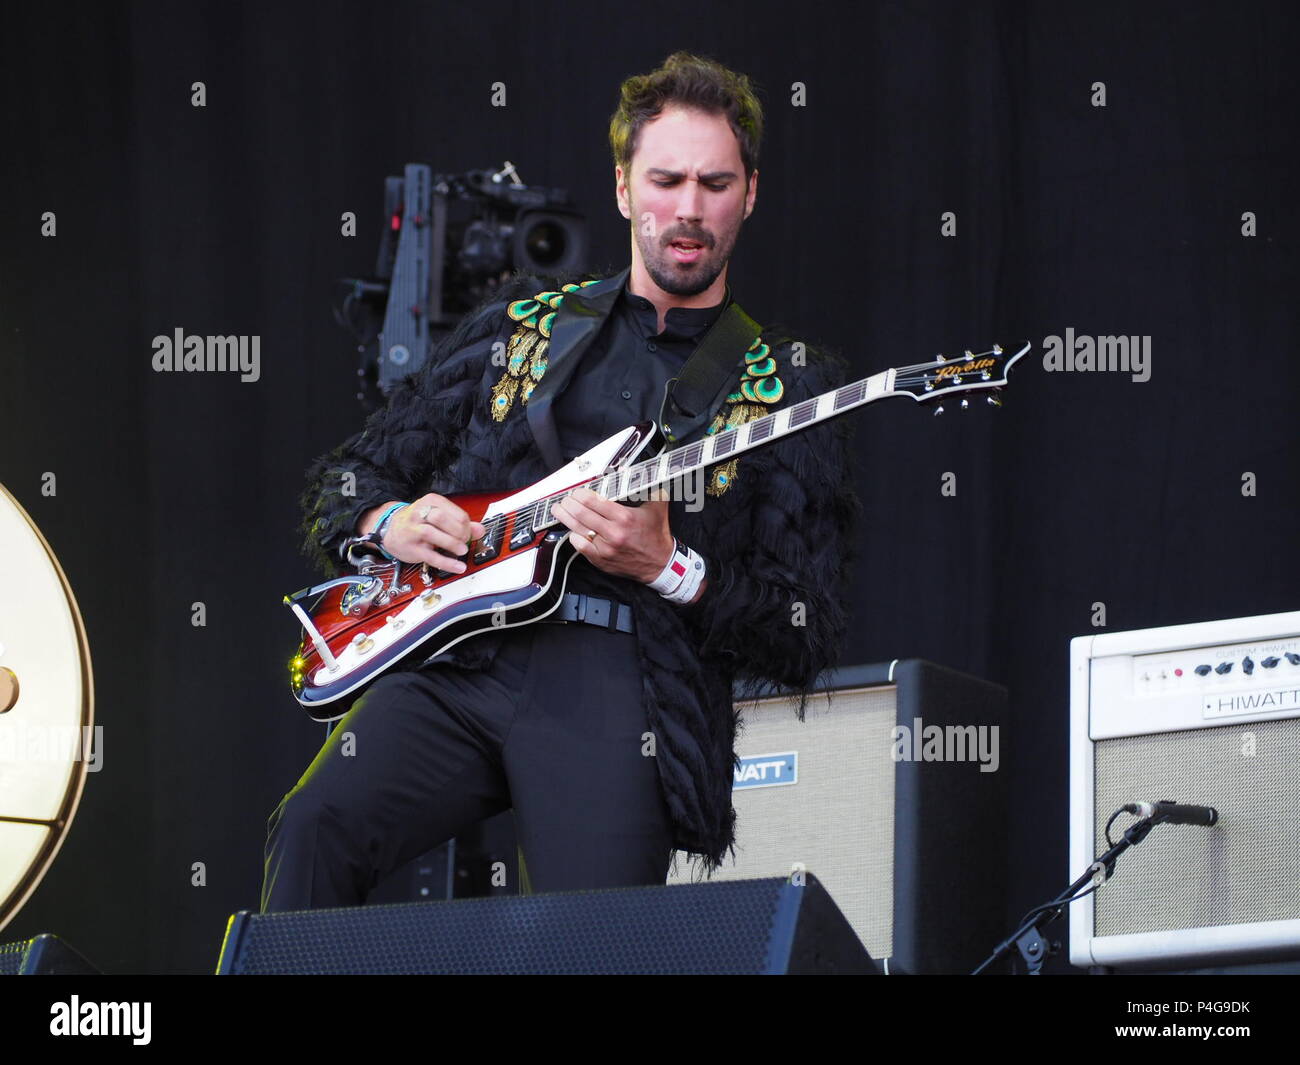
[285,342,1029,719]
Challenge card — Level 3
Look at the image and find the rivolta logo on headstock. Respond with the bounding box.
[935,357,996,380]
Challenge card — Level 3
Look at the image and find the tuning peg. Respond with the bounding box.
[960,398,969,410]
[933,404,945,416]
[986,394,1002,407]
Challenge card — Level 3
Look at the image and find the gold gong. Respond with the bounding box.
[0,483,94,935]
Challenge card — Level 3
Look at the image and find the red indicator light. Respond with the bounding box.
[1174,668,1183,677]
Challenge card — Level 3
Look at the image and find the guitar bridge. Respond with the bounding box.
[341,575,384,617]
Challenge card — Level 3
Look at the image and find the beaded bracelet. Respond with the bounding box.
[371,502,409,561]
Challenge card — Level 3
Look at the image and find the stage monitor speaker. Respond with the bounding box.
[0,933,99,974]
[668,659,1008,975]
[218,874,874,974]
[1070,609,1300,969]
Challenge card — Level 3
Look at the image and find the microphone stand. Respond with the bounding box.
[972,814,1160,975]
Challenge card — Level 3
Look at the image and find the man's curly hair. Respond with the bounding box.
[609,52,763,180]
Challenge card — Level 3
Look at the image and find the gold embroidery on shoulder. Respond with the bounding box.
[702,335,788,495]
[489,281,599,422]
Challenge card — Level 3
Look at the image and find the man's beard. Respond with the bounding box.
[631,199,743,297]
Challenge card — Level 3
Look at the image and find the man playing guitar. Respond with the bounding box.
[261,52,860,909]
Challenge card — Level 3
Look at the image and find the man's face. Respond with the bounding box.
[616,104,757,297]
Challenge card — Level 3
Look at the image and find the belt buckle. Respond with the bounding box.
[575,594,620,632]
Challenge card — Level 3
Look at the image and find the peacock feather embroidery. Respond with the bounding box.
[489,280,601,422]
[703,337,785,495]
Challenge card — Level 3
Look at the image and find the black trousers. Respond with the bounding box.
[260,619,675,911]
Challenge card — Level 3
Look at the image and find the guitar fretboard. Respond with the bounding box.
[476,342,1024,538]
[532,367,896,523]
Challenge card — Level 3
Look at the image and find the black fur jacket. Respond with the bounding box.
[299,268,861,875]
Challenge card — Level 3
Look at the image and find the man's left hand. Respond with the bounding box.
[552,487,674,584]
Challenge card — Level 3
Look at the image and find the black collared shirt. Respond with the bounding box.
[554,278,728,462]
[554,277,728,598]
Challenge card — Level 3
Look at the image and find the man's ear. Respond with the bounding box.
[615,165,631,220]
[743,168,758,220]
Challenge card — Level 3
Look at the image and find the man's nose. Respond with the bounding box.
[674,181,704,224]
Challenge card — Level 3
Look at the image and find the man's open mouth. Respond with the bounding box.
[668,239,706,263]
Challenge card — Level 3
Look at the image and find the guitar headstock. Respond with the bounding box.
[893,342,1030,412]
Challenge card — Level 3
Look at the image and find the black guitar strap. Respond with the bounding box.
[657,300,763,449]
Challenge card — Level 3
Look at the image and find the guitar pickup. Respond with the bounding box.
[508,514,535,551]
[474,522,502,564]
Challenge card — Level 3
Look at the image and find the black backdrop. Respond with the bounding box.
[1,0,1296,974]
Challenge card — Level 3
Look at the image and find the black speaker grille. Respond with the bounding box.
[0,939,26,976]
[229,879,796,974]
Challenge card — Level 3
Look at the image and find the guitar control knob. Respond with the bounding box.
[0,666,18,714]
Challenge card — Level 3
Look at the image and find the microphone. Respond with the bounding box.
[1123,801,1219,826]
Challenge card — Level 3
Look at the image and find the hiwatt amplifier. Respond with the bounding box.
[1070,609,1300,969]
[667,659,1008,975]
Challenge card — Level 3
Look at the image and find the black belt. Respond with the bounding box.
[539,592,636,635]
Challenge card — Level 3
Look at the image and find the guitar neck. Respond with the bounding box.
[602,368,895,504]
[524,343,1025,525]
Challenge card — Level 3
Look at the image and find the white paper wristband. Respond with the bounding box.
[648,538,692,594]
[663,545,706,604]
